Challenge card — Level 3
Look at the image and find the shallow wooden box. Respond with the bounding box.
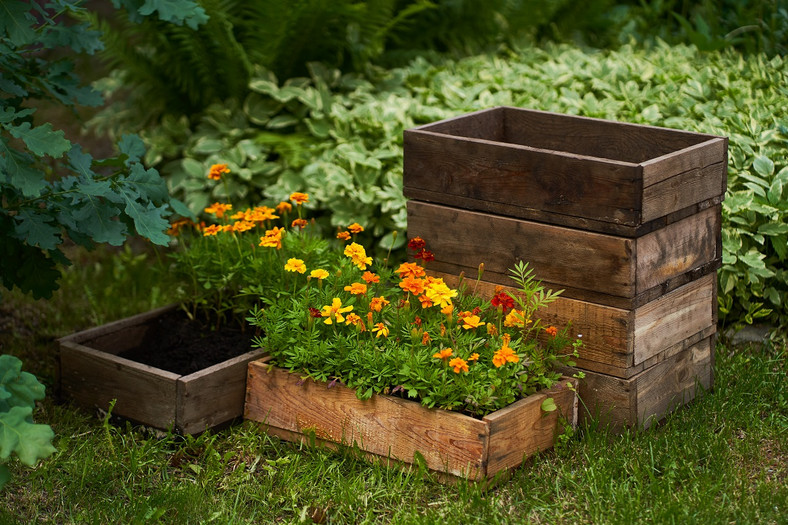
[404,106,727,236]
[244,361,578,481]
[58,305,265,435]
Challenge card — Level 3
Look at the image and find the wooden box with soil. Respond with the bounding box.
[58,304,265,434]
[404,107,726,429]
[244,360,578,481]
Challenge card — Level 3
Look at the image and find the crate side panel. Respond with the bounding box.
[245,361,490,479]
[642,162,726,223]
[641,137,728,187]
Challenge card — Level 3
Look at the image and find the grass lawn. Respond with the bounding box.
[1,244,786,524]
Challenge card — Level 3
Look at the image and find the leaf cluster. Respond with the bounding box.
[0,355,56,491]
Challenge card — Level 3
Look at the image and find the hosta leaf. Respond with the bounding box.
[752,155,775,177]
[8,122,70,158]
[757,223,788,236]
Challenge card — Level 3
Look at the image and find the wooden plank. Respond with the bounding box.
[641,137,728,187]
[404,130,642,225]
[176,350,267,435]
[408,201,636,299]
[245,361,491,479]
[59,341,178,428]
[483,378,577,475]
[633,273,715,365]
[635,206,720,294]
[642,162,727,223]
[424,106,505,140]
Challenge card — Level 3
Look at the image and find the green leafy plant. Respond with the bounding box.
[0,354,56,490]
[0,1,194,299]
[246,234,581,417]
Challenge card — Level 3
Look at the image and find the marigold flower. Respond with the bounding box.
[408,237,426,251]
[167,218,194,236]
[361,271,380,284]
[461,315,486,330]
[208,163,230,180]
[290,192,309,205]
[291,218,308,229]
[202,224,221,236]
[347,223,364,234]
[204,202,232,218]
[545,326,558,337]
[343,242,372,270]
[250,206,278,222]
[284,258,306,274]
[371,322,389,338]
[344,313,364,328]
[336,231,351,241]
[344,282,368,295]
[221,224,233,232]
[369,296,390,312]
[232,220,255,232]
[441,304,454,316]
[440,324,447,337]
[433,348,453,360]
[418,294,433,308]
[504,309,530,328]
[414,249,435,262]
[321,298,353,324]
[308,307,322,318]
[310,269,329,280]
[449,357,469,374]
[395,262,425,279]
[421,332,431,345]
[276,201,292,214]
[493,334,520,367]
[491,292,515,313]
[424,281,458,308]
[259,226,285,249]
[399,276,426,295]
[468,353,480,362]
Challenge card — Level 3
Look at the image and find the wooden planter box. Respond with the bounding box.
[403,107,726,429]
[58,305,265,434]
[244,361,578,481]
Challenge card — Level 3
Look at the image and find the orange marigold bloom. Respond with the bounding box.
[370,296,390,312]
[421,332,431,345]
[232,220,255,232]
[433,348,453,360]
[343,242,372,270]
[399,276,426,295]
[291,218,308,229]
[487,323,499,336]
[468,353,480,362]
[395,262,425,279]
[343,282,368,295]
[492,334,520,367]
[441,304,454,316]
[336,231,351,241]
[276,201,292,214]
[221,224,233,232]
[208,163,230,180]
[250,206,278,222]
[347,222,364,234]
[321,298,353,325]
[418,294,433,308]
[203,224,221,236]
[361,271,379,284]
[372,322,389,338]
[449,357,469,374]
[284,258,306,274]
[310,269,329,280]
[290,192,309,205]
[545,326,558,337]
[344,313,364,329]
[204,202,232,218]
[167,218,194,236]
[259,226,285,249]
[461,315,486,330]
[440,324,447,337]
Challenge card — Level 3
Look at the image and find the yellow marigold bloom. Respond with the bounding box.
[203,224,221,236]
[492,334,519,368]
[344,282,368,295]
[361,271,379,284]
[336,231,351,241]
[321,298,353,325]
[440,304,454,316]
[449,357,469,374]
[421,332,431,345]
[204,202,232,218]
[399,276,426,295]
[395,262,425,279]
[468,353,480,362]
[371,322,389,338]
[230,211,247,220]
[290,192,309,205]
[208,163,230,180]
[433,348,453,360]
[504,309,530,328]
[259,226,284,249]
[291,218,308,229]
[343,242,372,270]
[232,220,255,232]
[461,315,486,330]
[347,222,364,234]
[310,269,329,280]
[276,201,292,214]
[284,258,306,274]
[370,296,390,312]
[424,281,458,308]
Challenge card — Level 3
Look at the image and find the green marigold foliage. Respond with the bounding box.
[0,354,56,490]
[0,0,199,299]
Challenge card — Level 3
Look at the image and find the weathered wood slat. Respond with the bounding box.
[642,161,727,222]
[641,137,728,187]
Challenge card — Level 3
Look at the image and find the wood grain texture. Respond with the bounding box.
[244,361,577,480]
[642,162,726,222]
[641,137,728,187]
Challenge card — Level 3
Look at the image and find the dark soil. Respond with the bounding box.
[117,309,257,376]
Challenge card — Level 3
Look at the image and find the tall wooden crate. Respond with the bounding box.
[403,106,726,430]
